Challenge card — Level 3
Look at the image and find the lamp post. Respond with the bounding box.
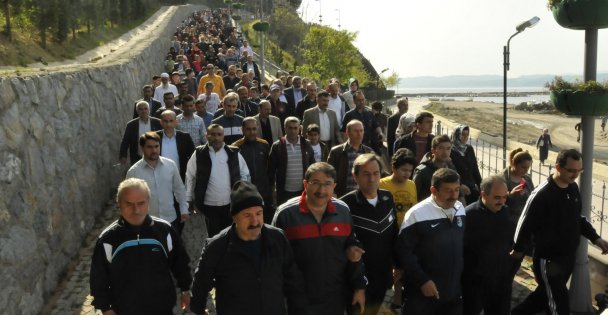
[335,9,341,30]
[315,0,322,24]
[502,16,539,168]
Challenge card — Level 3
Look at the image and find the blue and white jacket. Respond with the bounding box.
[89,215,191,314]
[396,196,466,301]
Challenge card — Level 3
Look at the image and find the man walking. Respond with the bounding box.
[269,116,315,205]
[189,181,308,315]
[327,120,373,197]
[341,154,399,315]
[232,117,274,223]
[126,132,189,233]
[119,101,162,166]
[463,175,512,315]
[397,168,465,315]
[185,124,250,237]
[273,162,367,314]
[90,178,191,315]
[511,149,608,315]
[387,97,408,158]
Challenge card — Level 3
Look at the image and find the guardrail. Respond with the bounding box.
[434,121,608,238]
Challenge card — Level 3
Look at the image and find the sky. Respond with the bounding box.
[297,0,608,78]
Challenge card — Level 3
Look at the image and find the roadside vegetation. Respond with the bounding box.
[0,0,185,66]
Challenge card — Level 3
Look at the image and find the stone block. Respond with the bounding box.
[0,77,16,111]
[0,153,21,184]
[1,103,26,150]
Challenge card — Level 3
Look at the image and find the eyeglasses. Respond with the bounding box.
[563,168,584,174]
[307,180,334,189]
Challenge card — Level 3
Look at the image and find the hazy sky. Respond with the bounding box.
[298,0,608,78]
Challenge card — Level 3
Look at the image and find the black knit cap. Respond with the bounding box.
[230,181,264,216]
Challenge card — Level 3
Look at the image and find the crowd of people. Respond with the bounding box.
[95,8,608,315]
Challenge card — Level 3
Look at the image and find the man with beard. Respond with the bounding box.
[236,86,259,117]
[190,181,308,315]
[197,64,226,98]
[153,93,183,119]
[126,132,189,233]
[232,117,274,223]
[284,76,305,112]
[211,92,244,145]
[186,124,250,237]
[254,100,283,146]
[397,168,466,315]
[295,82,318,121]
[222,64,240,91]
[273,162,366,314]
[153,72,178,106]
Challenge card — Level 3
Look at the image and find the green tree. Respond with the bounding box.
[268,6,307,58]
[298,26,369,86]
[381,71,400,89]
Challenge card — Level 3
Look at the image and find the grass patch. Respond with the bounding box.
[0,6,158,67]
[241,20,297,71]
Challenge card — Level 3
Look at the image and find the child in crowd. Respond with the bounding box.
[306,124,328,162]
[379,147,418,310]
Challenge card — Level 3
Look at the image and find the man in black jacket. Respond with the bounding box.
[512,149,608,315]
[397,168,465,315]
[90,178,191,315]
[413,135,458,201]
[190,181,308,315]
[340,153,398,315]
[463,175,512,315]
[394,111,434,163]
[132,85,162,119]
[119,101,162,166]
[232,117,274,223]
[156,111,195,183]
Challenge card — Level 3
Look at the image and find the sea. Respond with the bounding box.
[395,86,551,105]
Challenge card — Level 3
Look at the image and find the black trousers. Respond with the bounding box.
[511,257,574,315]
[402,295,463,315]
[463,276,511,315]
[263,196,275,224]
[202,204,232,237]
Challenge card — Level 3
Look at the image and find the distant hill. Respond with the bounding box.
[399,73,608,88]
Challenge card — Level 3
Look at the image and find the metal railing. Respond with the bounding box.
[434,121,608,238]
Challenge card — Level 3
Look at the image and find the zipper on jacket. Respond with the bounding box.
[137,234,140,244]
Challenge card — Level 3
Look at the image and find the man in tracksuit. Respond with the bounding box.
[397,168,465,315]
[463,175,512,315]
[512,149,608,315]
[90,178,191,315]
[341,153,399,315]
[273,162,367,314]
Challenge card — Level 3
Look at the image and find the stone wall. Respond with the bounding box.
[0,5,202,315]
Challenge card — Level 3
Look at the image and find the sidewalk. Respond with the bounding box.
[42,200,536,315]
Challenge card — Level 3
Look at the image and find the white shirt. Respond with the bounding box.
[185,144,250,206]
[154,84,178,106]
[126,157,188,223]
[318,110,331,141]
[311,143,323,162]
[161,133,180,171]
[197,93,221,114]
[328,96,343,126]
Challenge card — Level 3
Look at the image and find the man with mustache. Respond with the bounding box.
[190,181,308,315]
[273,162,366,314]
[396,168,466,315]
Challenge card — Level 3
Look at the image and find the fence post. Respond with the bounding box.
[495,144,499,173]
[436,121,442,136]
[602,182,606,237]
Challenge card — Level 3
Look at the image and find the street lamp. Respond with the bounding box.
[314,0,322,24]
[502,16,539,168]
[335,9,341,30]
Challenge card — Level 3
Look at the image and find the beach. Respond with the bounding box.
[400,98,608,177]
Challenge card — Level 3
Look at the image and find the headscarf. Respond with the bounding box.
[395,113,415,138]
[451,125,469,156]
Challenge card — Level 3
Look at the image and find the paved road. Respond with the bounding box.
[42,199,535,315]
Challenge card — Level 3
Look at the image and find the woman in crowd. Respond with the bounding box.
[536,128,552,164]
[450,125,482,205]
